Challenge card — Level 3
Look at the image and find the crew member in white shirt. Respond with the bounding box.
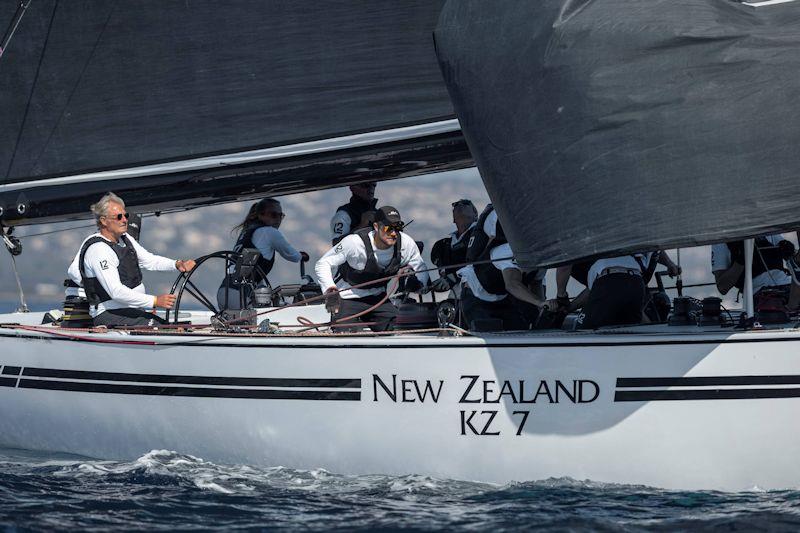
[554,252,679,329]
[458,241,546,331]
[711,235,799,308]
[315,206,429,331]
[67,192,196,327]
[217,198,308,310]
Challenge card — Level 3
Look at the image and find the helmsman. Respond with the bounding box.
[67,192,196,327]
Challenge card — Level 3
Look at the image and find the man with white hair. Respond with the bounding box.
[67,192,196,326]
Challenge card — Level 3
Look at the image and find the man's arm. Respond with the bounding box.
[502,268,545,307]
[711,243,740,295]
[315,239,353,291]
[86,244,159,309]
[714,265,743,295]
[556,265,572,297]
[401,236,430,286]
[657,251,681,276]
[330,211,351,245]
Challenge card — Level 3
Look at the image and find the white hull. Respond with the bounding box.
[1,311,799,490]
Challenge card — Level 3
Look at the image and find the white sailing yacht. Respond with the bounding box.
[2,0,800,491]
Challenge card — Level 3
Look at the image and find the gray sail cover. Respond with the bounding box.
[1,1,464,223]
[435,0,800,268]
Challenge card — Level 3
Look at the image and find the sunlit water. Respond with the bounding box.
[1,449,800,531]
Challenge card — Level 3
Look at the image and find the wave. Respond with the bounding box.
[2,449,800,531]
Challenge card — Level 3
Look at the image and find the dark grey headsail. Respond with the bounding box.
[0,1,471,225]
[435,0,800,269]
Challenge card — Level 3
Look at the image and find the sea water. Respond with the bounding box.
[2,448,800,531]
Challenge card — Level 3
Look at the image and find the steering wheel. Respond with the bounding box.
[165,250,269,324]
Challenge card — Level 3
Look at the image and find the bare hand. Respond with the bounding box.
[175,259,196,272]
[155,294,176,309]
[666,263,682,277]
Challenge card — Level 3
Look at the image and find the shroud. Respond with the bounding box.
[0,0,471,225]
[435,0,800,269]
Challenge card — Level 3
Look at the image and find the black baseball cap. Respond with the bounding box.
[375,206,403,225]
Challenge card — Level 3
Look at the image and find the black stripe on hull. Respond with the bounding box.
[21,367,360,388]
[0,377,17,387]
[17,379,360,401]
[617,376,800,387]
[615,388,800,402]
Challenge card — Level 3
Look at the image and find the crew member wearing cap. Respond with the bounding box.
[330,181,378,245]
[315,206,429,331]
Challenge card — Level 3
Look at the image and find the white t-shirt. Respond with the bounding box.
[586,254,649,290]
[330,210,352,242]
[711,235,791,293]
[67,233,177,317]
[315,230,429,299]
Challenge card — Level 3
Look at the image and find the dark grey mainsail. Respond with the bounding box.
[435,0,800,269]
[0,1,471,225]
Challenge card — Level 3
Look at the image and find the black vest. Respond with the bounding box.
[465,205,508,297]
[233,223,275,284]
[473,244,508,296]
[338,228,403,287]
[465,204,506,264]
[333,196,378,244]
[431,227,474,277]
[79,235,143,306]
[728,236,785,290]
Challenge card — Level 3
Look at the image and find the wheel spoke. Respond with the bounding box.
[184,280,219,314]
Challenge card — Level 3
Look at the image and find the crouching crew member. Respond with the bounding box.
[554,252,679,329]
[315,206,428,331]
[457,204,546,330]
[330,181,378,245]
[458,243,546,331]
[430,199,478,295]
[712,235,800,309]
[67,192,196,327]
[218,198,308,310]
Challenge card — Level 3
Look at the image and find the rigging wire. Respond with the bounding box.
[0,0,32,60]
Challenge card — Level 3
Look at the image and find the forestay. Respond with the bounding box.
[435,0,800,269]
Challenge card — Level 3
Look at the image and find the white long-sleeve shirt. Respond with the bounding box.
[67,233,177,317]
[315,231,429,299]
[227,226,301,274]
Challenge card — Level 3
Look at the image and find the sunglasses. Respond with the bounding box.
[104,213,129,221]
[381,223,404,233]
[264,211,285,219]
